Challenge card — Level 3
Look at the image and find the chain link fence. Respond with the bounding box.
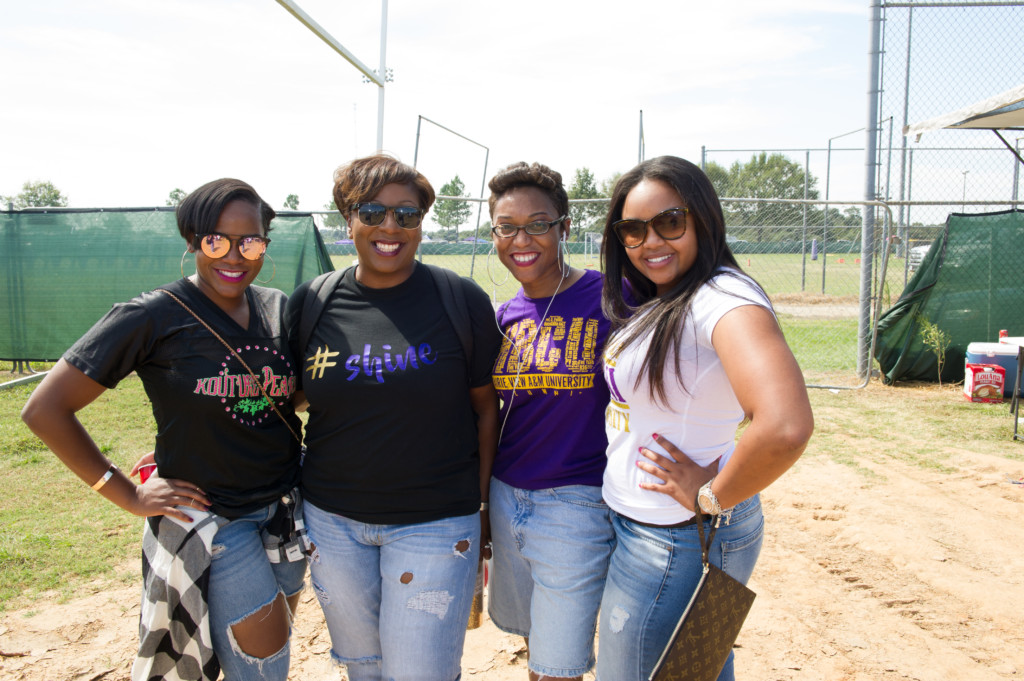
[880,1,1024,231]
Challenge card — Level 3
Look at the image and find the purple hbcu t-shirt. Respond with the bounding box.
[492,268,611,489]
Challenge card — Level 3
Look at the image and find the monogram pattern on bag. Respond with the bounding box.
[651,565,756,681]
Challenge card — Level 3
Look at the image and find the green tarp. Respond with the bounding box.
[1,208,333,361]
[875,209,1024,384]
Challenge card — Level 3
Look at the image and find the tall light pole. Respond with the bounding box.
[277,0,389,150]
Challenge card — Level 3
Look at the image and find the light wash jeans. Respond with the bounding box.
[304,502,480,681]
[596,496,764,681]
[487,478,615,677]
[208,501,307,681]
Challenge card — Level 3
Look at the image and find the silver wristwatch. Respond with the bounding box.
[697,478,723,515]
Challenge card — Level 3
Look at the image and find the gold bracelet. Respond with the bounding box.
[480,501,489,512]
[90,464,118,491]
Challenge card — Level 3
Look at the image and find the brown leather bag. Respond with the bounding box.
[649,500,757,681]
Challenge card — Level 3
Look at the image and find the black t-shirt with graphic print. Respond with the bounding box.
[286,263,501,525]
[64,278,302,519]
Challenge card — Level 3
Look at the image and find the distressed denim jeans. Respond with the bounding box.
[596,496,764,681]
[208,501,307,681]
[304,502,480,681]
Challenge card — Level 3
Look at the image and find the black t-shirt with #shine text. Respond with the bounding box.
[286,264,500,525]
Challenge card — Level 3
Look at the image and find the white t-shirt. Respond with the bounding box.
[602,270,772,524]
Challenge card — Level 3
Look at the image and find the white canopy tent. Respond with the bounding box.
[903,83,1024,166]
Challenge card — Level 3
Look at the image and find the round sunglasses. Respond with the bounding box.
[195,233,270,260]
[352,202,425,229]
[611,207,689,249]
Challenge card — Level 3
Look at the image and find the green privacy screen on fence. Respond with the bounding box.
[875,209,1024,385]
[1,208,333,361]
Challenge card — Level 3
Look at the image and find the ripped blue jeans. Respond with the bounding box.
[304,502,480,681]
[208,501,307,681]
[596,496,764,681]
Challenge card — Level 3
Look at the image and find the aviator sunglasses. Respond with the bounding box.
[491,216,566,239]
[195,233,270,260]
[352,202,425,229]
[611,207,689,249]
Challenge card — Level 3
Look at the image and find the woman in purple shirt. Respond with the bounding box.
[486,161,615,681]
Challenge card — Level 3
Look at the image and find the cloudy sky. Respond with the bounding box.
[2,0,871,222]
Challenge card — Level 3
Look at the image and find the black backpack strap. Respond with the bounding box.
[299,267,348,351]
[424,263,473,368]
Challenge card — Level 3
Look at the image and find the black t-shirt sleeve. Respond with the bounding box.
[463,277,501,388]
[64,300,158,389]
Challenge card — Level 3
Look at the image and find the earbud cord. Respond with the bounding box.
[495,257,573,445]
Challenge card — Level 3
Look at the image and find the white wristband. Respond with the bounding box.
[480,501,489,512]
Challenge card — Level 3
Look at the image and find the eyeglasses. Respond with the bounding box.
[195,233,270,260]
[491,216,567,239]
[611,207,689,249]
[352,202,425,229]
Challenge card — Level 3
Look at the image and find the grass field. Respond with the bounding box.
[0,374,150,608]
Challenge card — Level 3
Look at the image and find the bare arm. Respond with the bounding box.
[709,305,813,509]
[469,382,499,559]
[21,359,210,522]
[636,304,813,511]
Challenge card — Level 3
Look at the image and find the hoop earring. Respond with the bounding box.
[180,249,194,279]
[255,254,276,284]
[485,245,510,287]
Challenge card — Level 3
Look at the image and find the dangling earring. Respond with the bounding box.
[180,249,194,279]
[255,254,276,284]
[485,244,510,287]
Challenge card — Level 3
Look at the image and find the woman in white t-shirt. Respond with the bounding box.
[595,156,813,681]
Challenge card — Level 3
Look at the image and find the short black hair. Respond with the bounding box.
[176,178,276,241]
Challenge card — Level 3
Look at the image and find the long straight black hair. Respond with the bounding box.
[601,155,763,404]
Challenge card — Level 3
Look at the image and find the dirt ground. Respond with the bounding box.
[3,399,1024,680]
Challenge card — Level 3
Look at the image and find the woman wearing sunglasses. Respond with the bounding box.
[596,156,813,681]
[485,162,614,681]
[22,178,307,680]
[285,154,501,681]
